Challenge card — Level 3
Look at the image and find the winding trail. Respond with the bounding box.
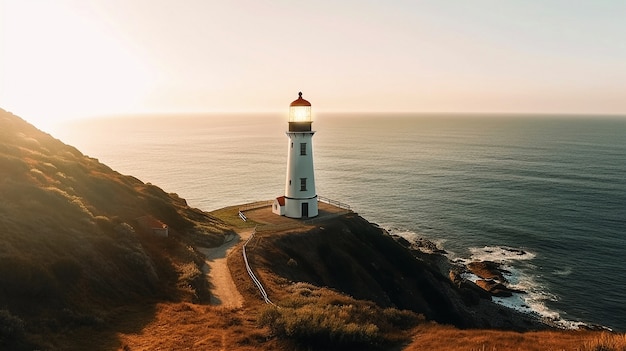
[198,228,254,308]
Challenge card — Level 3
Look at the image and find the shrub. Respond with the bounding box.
[51,257,83,285]
[59,308,104,328]
[258,284,423,349]
[177,262,202,287]
[259,304,380,349]
[380,307,423,330]
[582,332,626,351]
[94,215,113,230]
[0,256,58,298]
[0,309,24,343]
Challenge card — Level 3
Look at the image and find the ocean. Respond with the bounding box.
[51,113,626,331]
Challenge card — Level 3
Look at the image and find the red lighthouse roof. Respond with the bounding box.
[290,92,311,107]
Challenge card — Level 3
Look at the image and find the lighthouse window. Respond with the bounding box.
[300,178,307,191]
[300,143,307,155]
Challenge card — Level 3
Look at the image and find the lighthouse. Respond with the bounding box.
[272,92,318,218]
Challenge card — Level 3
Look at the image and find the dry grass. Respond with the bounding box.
[41,302,279,351]
[402,324,622,351]
[255,282,422,350]
[34,298,621,351]
[115,303,272,351]
[209,205,260,229]
[581,332,626,351]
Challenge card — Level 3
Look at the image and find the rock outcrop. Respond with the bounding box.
[466,260,525,297]
[468,261,509,281]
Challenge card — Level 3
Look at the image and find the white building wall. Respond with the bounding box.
[284,131,318,218]
[284,197,318,218]
[272,198,285,215]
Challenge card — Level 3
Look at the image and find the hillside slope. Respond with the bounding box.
[247,212,547,331]
[0,109,233,349]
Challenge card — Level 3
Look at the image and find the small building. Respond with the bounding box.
[136,215,169,237]
[153,224,169,237]
[272,196,286,216]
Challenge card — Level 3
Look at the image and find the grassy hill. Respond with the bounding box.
[0,109,233,349]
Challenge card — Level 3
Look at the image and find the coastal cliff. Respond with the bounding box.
[234,211,546,332]
[2,109,616,350]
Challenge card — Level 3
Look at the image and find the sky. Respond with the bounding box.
[2,0,626,128]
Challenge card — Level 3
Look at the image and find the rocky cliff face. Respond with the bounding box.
[251,212,548,331]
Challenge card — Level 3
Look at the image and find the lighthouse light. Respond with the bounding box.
[289,105,311,122]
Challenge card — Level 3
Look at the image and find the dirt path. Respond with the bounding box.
[198,228,254,308]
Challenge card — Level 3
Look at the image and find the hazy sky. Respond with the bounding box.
[2,0,626,127]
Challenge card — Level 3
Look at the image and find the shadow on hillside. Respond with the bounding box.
[0,109,236,350]
[55,303,160,351]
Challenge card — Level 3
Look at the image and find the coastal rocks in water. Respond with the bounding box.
[414,237,448,254]
[502,247,527,256]
[389,231,534,316]
[466,261,526,297]
[467,261,510,282]
[475,279,524,297]
[449,269,492,304]
[387,229,447,254]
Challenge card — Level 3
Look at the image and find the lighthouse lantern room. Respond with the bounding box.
[272,92,318,218]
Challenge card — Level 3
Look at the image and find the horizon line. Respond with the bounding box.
[62,110,626,120]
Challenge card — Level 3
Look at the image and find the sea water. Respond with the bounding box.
[52,113,626,331]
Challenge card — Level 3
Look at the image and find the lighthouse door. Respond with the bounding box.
[302,203,309,218]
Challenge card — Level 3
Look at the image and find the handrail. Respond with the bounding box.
[242,227,274,305]
[239,200,274,212]
[238,211,247,222]
[239,197,351,214]
[318,195,351,210]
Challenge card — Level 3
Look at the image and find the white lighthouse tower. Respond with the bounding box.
[272,92,318,218]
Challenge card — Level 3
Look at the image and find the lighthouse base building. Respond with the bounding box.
[272,92,318,219]
[272,194,318,218]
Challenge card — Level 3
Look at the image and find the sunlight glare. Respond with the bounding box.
[1,1,155,126]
